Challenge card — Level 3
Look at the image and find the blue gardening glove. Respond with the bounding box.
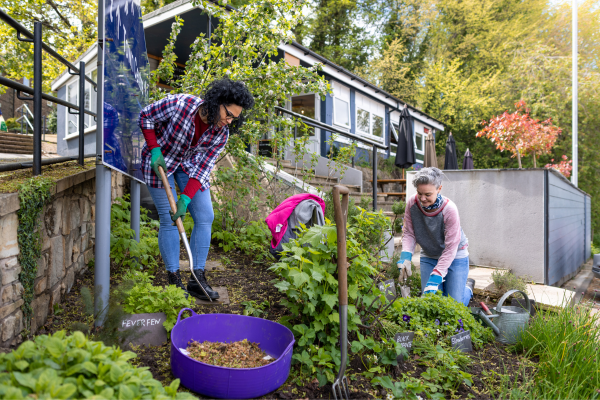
[397,251,413,282]
[423,273,443,295]
[170,194,191,223]
[150,147,167,178]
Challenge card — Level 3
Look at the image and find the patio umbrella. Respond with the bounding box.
[462,148,474,170]
[394,106,415,169]
[444,133,459,170]
[424,132,438,168]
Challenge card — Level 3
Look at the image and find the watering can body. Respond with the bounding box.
[470,289,531,344]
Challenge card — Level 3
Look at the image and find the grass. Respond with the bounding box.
[0,159,95,193]
[507,299,600,399]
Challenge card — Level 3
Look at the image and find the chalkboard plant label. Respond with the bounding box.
[119,312,168,347]
[393,332,414,362]
[378,279,397,302]
[450,330,473,352]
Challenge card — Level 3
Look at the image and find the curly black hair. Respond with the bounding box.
[200,78,254,134]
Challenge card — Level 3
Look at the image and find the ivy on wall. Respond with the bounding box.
[16,176,53,329]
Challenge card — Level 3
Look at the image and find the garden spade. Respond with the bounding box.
[332,185,350,400]
[398,261,412,298]
[158,166,212,302]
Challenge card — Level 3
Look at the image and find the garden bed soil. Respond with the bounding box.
[33,246,531,399]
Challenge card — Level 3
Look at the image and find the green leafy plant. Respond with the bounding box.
[372,375,443,400]
[386,294,495,348]
[241,300,269,317]
[16,176,54,328]
[270,218,403,383]
[0,331,195,399]
[122,283,193,332]
[491,269,529,297]
[110,196,160,272]
[512,300,600,399]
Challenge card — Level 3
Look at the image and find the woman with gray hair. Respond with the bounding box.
[397,167,474,305]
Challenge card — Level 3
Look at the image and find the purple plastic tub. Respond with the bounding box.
[171,308,295,399]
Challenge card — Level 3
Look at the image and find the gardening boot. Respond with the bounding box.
[187,269,220,301]
[466,278,476,293]
[167,270,189,299]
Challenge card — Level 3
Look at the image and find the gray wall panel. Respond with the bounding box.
[547,171,587,286]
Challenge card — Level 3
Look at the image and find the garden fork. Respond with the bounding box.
[332,185,350,400]
[158,166,212,302]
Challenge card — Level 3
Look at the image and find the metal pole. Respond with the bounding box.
[43,116,46,142]
[351,140,355,168]
[130,180,140,242]
[33,22,42,176]
[372,144,378,211]
[78,61,85,166]
[94,0,111,326]
[572,0,578,187]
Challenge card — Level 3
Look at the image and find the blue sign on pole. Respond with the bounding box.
[102,0,149,182]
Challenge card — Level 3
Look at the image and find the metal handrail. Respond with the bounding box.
[274,105,386,211]
[0,76,96,118]
[16,104,34,131]
[0,9,97,88]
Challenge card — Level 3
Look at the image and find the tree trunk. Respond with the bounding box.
[532,151,537,168]
[516,146,522,169]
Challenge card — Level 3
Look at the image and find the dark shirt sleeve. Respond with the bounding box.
[142,129,160,150]
[182,178,202,199]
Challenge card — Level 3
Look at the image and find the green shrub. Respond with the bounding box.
[122,283,193,332]
[0,331,194,399]
[491,269,529,297]
[211,211,272,258]
[111,196,160,271]
[386,294,495,348]
[511,302,600,399]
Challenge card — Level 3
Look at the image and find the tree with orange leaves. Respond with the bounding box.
[476,100,562,168]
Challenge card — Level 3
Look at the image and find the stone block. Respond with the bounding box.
[0,193,20,217]
[55,176,73,194]
[5,257,18,269]
[46,198,63,237]
[36,253,48,278]
[65,268,75,293]
[90,223,95,240]
[62,200,71,236]
[81,199,91,223]
[65,235,73,267]
[50,284,62,309]
[84,248,93,265]
[31,294,49,333]
[0,299,24,319]
[2,314,16,341]
[75,254,85,273]
[2,266,21,286]
[49,236,65,287]
[42,225,51,251]
[85,169,95,181]
[81,233,89,253]
[14,282,23,298]
[72,239,80,263]
[0,214,19,259]
[73,171,86,186]
[34,277,46,295]
[1,285,13,304]
[70,201,81,231]
[14,310,23,337]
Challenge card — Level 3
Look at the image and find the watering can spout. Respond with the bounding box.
[477,309,500,336]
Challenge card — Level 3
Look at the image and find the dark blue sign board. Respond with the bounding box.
[102,0,150,182]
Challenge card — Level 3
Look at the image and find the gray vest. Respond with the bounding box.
[409,202,468,259]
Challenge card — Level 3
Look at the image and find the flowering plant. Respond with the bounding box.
[545,154,573,178]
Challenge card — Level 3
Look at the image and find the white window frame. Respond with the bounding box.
[354,92,385,143]
[332,81,351,130]
[64,68,98,140]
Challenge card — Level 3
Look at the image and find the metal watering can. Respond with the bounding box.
[470,289,531,344]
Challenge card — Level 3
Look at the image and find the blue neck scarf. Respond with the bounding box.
[422,194,443,211]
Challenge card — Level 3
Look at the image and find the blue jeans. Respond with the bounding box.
[147,166,214,273]
[420,256,472,306]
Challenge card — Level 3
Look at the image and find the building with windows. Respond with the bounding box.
[51,0,444,166]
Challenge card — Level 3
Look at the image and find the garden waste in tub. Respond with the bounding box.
[182,339,275,368]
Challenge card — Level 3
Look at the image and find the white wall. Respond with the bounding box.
[407,169,546,283]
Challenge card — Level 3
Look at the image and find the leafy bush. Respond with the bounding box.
[270,219,403,383]
[386,294,495,348]
[0,331,194,399]
[211,210,272,258]
[122,283,193,332]
[511,302,600,399]
[111,196,160,271]
[491,269,529,297]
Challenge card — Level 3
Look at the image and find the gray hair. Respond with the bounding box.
[412,167,444,189]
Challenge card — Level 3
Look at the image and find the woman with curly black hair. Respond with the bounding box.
[139,78,254,300]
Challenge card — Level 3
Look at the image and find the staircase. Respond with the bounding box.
[268,159,401,215]
[0,132,34,155]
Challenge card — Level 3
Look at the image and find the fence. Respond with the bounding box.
[0,9,97,174]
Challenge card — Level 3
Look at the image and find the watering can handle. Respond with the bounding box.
[477,309,500,336]
[176,308,197,325]
[496,289,530,314]
[332,185,349,306]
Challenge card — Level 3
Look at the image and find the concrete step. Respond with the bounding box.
[0,144,34,154]
[0,132,34,142]
[312,182,361,193]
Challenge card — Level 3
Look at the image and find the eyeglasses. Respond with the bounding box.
[222,104,240,122]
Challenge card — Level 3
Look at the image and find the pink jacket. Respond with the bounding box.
[265,194,326,249]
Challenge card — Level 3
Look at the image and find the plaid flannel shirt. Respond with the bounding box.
[138,94,229,190]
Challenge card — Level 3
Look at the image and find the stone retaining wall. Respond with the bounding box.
[0,168,126,346]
